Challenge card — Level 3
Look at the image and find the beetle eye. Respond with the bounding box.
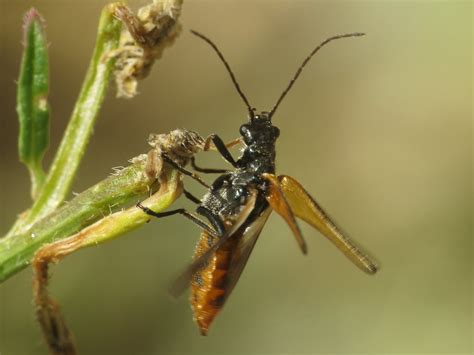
[239,124,249,136]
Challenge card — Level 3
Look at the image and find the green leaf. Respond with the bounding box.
[10,4,123,236]
[17,8,50,199]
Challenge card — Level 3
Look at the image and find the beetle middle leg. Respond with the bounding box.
[136,203,220,238]
[136,202,226,238]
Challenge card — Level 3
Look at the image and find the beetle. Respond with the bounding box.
[138,30,378,335]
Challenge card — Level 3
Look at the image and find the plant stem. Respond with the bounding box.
[9,4,123,237]
[31,167,182,355]
[0,159,183,283]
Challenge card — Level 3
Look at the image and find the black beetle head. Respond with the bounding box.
[240,111,280,145]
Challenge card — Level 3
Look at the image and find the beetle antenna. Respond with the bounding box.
[190,30,255,119]
[269,32,365,119]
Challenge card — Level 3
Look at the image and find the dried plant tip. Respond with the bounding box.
[22,8,46,44]
[110,0,184,98]
[33,249,77,355]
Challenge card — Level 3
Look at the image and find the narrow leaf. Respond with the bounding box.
[17,8,50,199]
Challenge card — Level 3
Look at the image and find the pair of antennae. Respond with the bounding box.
[190,30,365,119]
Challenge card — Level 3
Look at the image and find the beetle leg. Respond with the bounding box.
[190,157,230,174]
[190,136,242,173]
[222,136,243,149]
[136,203,219,238]
[183,188,202,204]
[162,154,210,188]
[203,134,239,168]
[196,206,226,237]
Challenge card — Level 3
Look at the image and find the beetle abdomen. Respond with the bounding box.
[190,230,238,335]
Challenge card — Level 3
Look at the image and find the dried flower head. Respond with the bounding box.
[110,0,183,98]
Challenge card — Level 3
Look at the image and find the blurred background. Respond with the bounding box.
[0,1,471,354]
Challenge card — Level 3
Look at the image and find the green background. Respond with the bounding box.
[0,1,472,354]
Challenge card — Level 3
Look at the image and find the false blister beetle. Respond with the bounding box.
[138,30,378,335]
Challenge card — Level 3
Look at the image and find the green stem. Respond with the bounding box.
[10,4,122,237]
[41,168,182,257]
[0,159,182,283]
[28,161,47,200]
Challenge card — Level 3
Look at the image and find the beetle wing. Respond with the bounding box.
[278,175,378,274]
[262,173,307,254]
[189,206,271,335]
[225,207,272,296]
[169,190,258,298]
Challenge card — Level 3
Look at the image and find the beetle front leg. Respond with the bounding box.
[203,134,240,168]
